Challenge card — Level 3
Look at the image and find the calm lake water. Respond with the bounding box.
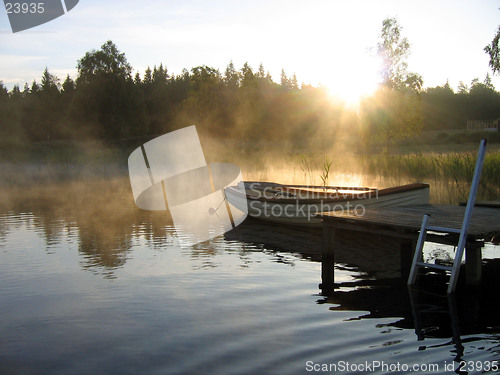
[1,177,499,375]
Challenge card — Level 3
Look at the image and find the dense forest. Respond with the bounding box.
[1,19,500,150]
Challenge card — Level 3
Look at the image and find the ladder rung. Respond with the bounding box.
[416,262,453,271]
[426,226,461,234]
[409,139,487,293]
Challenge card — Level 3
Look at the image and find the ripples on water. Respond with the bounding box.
[0,179,499,375]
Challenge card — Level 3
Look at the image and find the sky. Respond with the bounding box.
[1,0,499,102]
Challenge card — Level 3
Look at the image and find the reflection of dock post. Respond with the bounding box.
[465,245,482,286]
[400,238,416,278]
[321,222,336,294]
[446,293,464,362]
[407,287,424,341]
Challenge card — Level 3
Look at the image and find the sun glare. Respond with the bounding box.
[320,57,381,108]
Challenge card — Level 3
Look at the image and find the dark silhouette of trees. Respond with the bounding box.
[76,40,132,85]
[73,41,145,140]
[224,61,240,89]
[421,81,459,130]
[421,77,500,130]
[466,77,500,121]
[1,37,499,152]
[0,81,24,146]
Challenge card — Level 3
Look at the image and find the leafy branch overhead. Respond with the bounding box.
[485,26,500,75]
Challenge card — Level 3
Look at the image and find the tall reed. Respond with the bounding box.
[364,151,500,203]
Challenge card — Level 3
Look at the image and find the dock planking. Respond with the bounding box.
[321,204,500,240]
[319,204,500,294]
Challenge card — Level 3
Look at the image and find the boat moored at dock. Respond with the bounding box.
[225,181,430,226]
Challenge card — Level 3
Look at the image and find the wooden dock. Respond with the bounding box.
[320,204,500,294]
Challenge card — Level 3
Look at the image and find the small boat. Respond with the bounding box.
[225,181,430,226]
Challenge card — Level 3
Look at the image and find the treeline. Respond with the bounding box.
[1,40,500,149]
[421,77,500,130]
[0,41,345,148]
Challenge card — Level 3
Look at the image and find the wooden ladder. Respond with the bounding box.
[408,139,487,294]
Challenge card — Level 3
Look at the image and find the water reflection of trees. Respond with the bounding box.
[0,177,174,275]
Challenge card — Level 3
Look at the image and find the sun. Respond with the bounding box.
[320,57,381,108]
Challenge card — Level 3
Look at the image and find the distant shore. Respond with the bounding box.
[1,131,500,204]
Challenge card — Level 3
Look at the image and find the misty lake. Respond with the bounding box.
[1,176,500,374]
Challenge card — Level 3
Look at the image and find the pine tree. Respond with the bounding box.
[41,67,60,93]
[224,61,239,88]
[153,64,168,85]
[290,73,299,90]
[257,63,265,78]
[31,80,40,94]
[62,75,75,94]
[280,69,289,90]
[0,81,7,99]
[457,81,468,94]
[134,72,142,85]
[144,67,153,84]
[484,73,494,90]
[240,62,254,87]
[22,83,30,96]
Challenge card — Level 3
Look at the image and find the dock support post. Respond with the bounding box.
[321,223,336,294]
[465,246,482,286]
[400,238,416,278]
